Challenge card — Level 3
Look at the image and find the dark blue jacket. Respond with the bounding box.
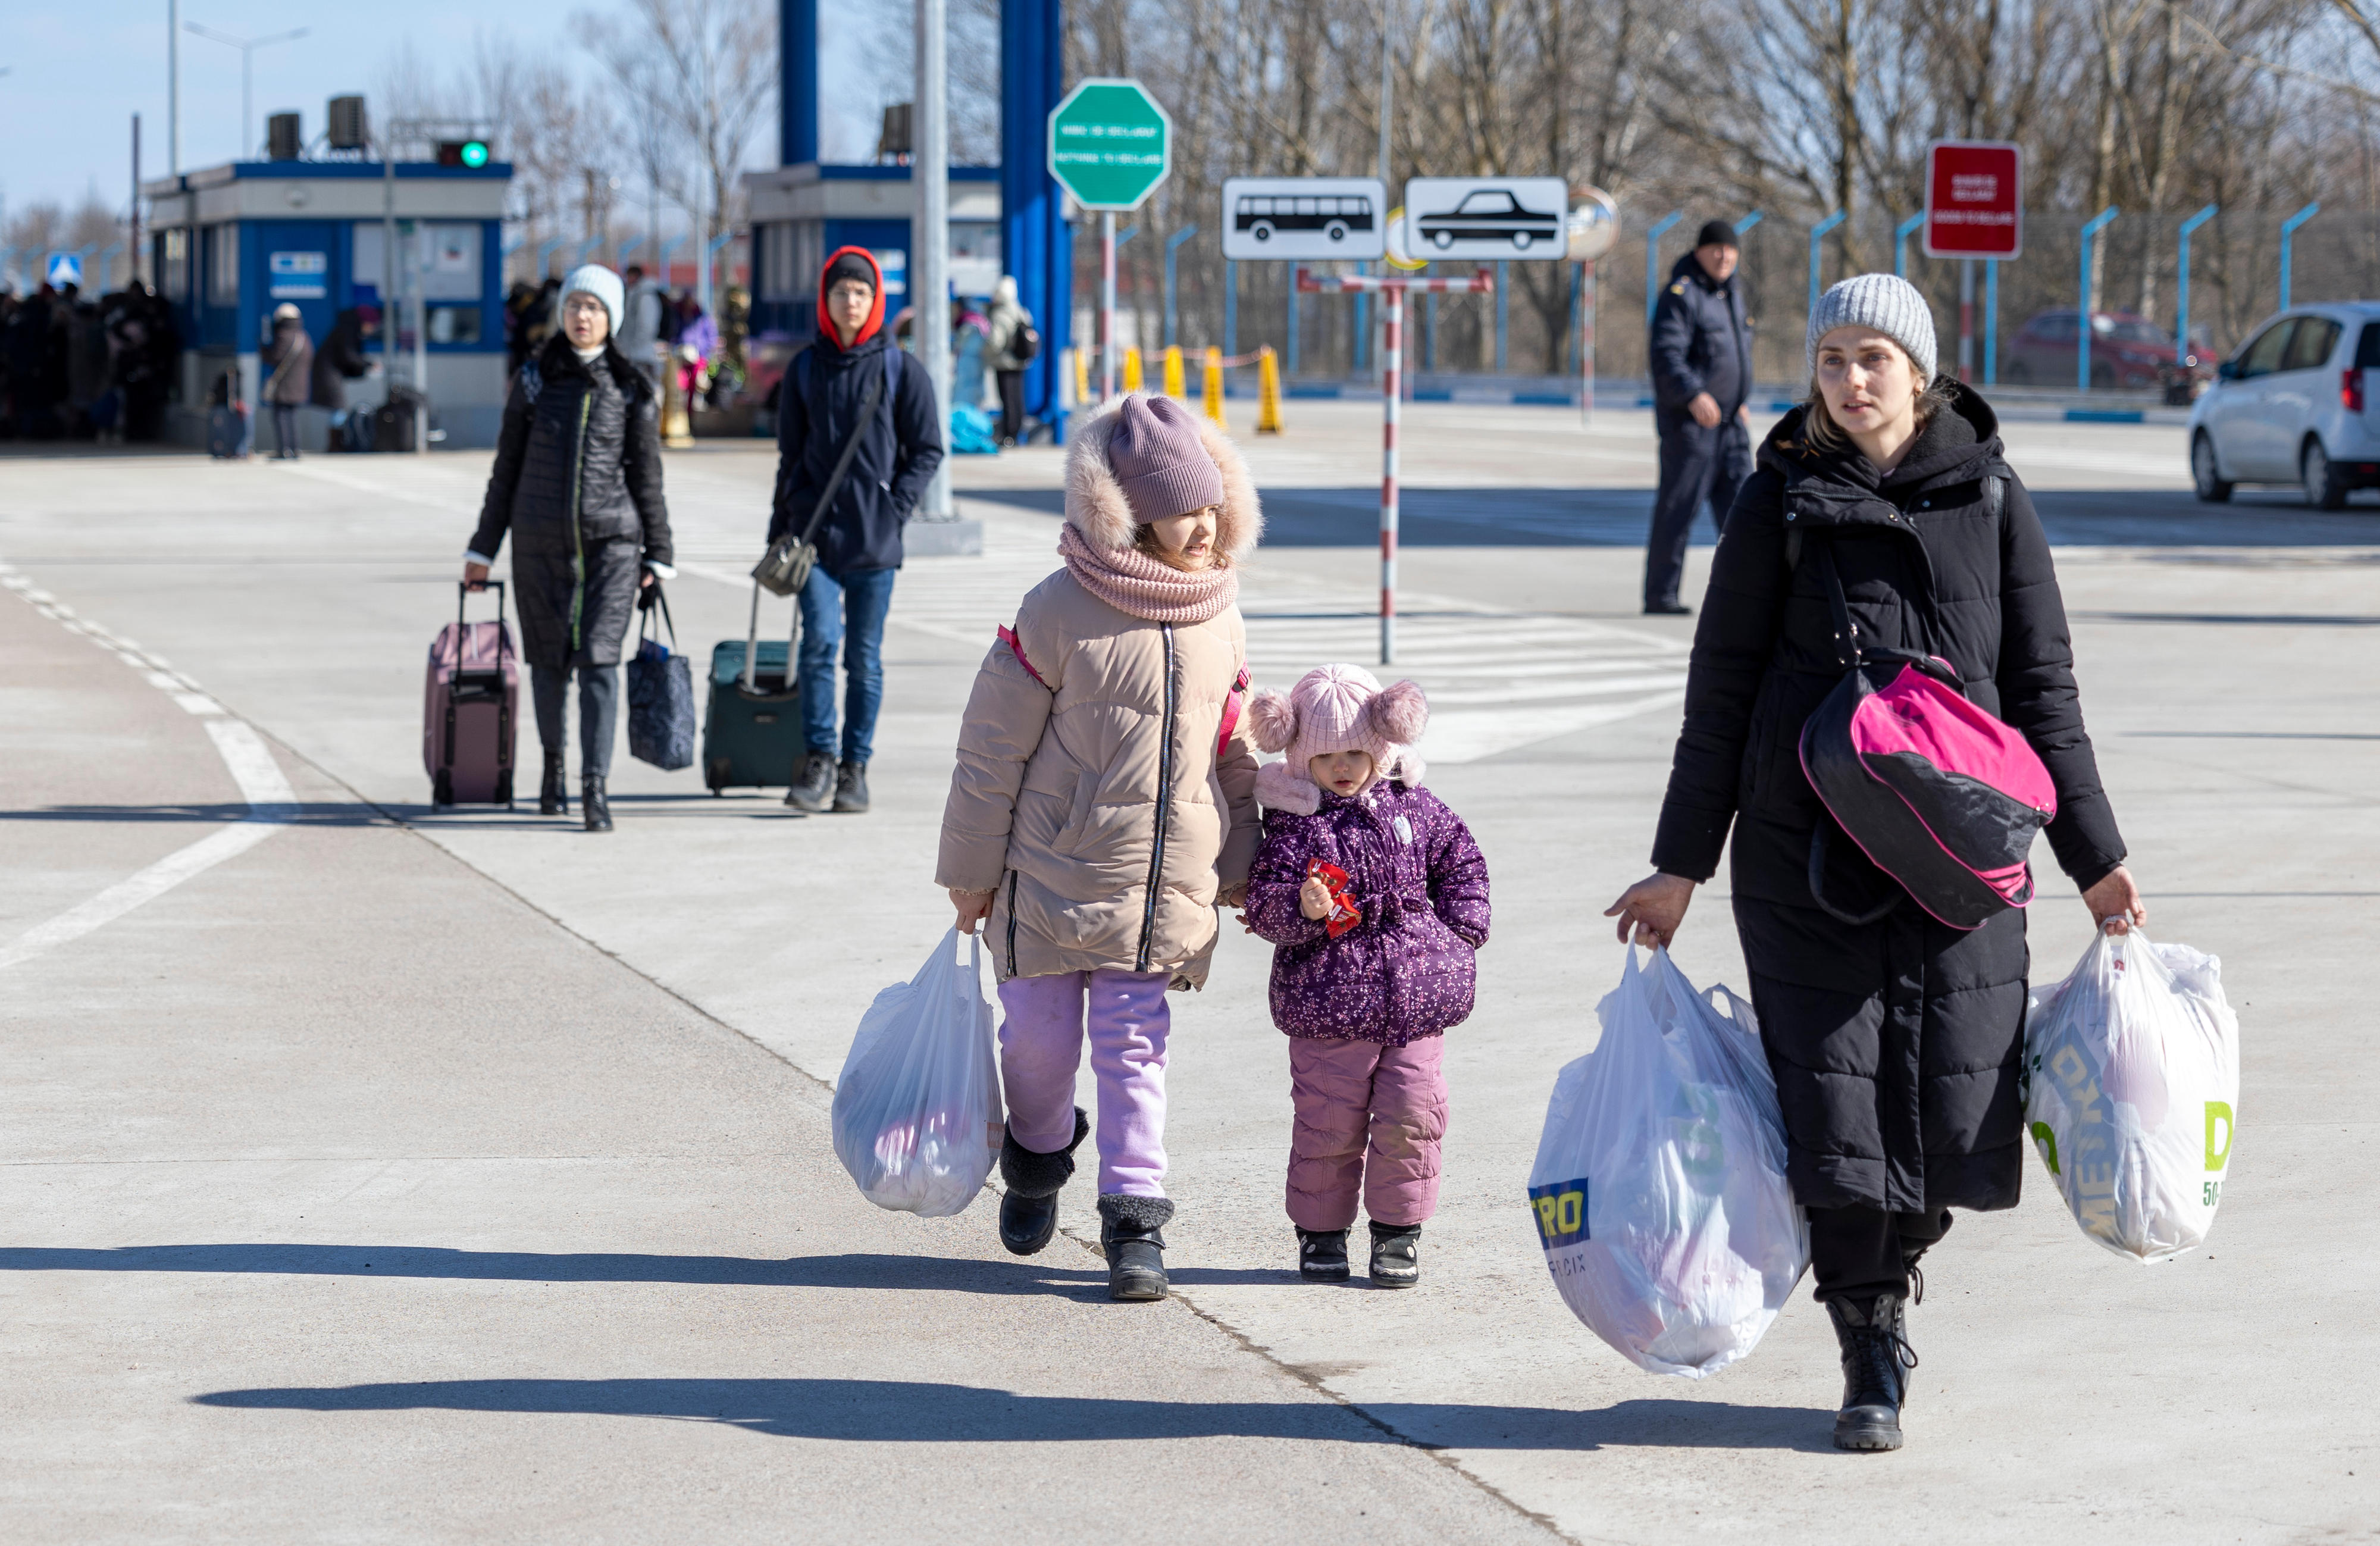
[769,334,945,575]
[1649,252,1752,417]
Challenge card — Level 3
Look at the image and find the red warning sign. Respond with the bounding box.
[1924,141,2023,261]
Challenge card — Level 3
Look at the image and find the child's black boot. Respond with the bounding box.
[1368,1220,1422,1288]
[996,1107,1088,1257]
[1297,1228,1351,1282]
[1096,1194,1173,1301]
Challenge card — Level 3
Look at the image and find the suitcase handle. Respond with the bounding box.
[451,580,512,681]
[740,580,801,695]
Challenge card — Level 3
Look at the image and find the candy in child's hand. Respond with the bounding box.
[1306,859,1361,937]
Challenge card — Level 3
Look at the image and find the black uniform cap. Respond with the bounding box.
[1695,220,1739,249]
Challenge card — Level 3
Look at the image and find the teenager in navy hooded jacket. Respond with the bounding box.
[769,246,945,814]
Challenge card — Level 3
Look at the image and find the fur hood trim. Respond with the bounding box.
[1254,753,1426,816]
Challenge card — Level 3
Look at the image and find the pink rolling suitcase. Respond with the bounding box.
[424,581,518,808]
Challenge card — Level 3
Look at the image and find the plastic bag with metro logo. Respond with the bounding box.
[1526,947,1808,1378]
[831,928,1005,1218]
[2024,924,2240,1263]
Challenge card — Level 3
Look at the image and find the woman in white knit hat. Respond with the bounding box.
[463,264,676,831]
[1606,272,2147,1453]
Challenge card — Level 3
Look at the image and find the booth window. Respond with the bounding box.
[428,306,481,345]
[159,230,190,302]
[204,224,239,306]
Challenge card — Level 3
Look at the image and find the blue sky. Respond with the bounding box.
[0,0,887,217]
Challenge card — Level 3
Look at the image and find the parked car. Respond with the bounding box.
[2188,303,2380,508]
[2001,309,2208,399]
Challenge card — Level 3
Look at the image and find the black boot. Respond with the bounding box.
[1096,1194,1173,1302]
[1297,1228,1351,1282]
[1368,1221,1423,1288]
[833,758,870,813]
[539,750,568,816]
[784,751,835,813]
[1827,1293,1917,1451]
[997,1108,1089,1257]
[581,775,613,833]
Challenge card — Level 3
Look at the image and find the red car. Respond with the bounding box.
[2001,309,2210,400]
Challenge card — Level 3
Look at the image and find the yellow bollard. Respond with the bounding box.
[1201,347,1226,427]
[1163,345,1185,398]
[1074,347,1090,405]
[662,355,694,447]
[1255,345,1284,435]
[1122,346,1144,393]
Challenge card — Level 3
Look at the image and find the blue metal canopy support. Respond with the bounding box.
[1002,0,1071,440]
[781,0,819,167]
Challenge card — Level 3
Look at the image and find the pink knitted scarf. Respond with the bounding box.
[1058,522,1239,624]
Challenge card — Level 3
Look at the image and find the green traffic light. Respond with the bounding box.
[461,141,489,168]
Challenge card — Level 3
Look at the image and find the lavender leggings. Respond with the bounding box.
[1285,1035,1448,1231]
[997,968,1171,1197]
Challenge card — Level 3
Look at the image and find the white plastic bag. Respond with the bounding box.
[831,928,1004,1218]
[1527,947,1809,1378]
[2024,926,2239,1263]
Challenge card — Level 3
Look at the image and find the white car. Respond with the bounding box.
[2188,302,2380,508]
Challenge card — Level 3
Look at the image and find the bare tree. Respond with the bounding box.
[580,0,778,248]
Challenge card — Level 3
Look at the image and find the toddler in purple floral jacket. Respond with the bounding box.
[1241,664,1491,1287]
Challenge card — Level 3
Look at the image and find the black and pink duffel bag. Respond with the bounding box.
[1796,528,2057,931]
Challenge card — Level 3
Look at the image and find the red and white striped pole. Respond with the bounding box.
[1381,284,1402,665]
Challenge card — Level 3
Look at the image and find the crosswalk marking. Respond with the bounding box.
[678,503,1691,765]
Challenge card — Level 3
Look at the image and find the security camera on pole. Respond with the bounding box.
[1047,79,1171,403]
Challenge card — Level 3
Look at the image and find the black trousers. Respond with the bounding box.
[271,402,300,458]
[1644,412,1752,607]
[1807,1204,1954,1305]
[530,662,619,780]
[995,369,1025,443]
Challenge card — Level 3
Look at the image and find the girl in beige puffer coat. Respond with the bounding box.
[938,393,1263,1300]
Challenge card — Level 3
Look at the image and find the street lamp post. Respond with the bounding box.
[1893,212,1924,278]
[1163,224,1197,349]
[2176,204,2218,365]
[181,23,307,158]
[1808,209,1845,317]
[2077,205,2119,392]
[2279,202,2320,311]
[1643,209,1682,325]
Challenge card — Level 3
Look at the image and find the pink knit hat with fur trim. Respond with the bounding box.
[1247,664,1428,814]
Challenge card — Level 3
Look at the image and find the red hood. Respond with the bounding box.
[818,246,887,350]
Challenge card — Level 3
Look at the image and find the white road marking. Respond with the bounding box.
[0,564,298,973]
[669,508,1695,763]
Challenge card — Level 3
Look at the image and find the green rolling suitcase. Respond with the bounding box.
[702,583,806,793]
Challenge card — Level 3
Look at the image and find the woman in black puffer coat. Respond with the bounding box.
[465,264,675,831]
[1608,274,2146,1454]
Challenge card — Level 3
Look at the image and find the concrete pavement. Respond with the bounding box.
[3,405,2376,1542]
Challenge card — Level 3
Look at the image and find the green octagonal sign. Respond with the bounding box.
[1048,78,1172,211]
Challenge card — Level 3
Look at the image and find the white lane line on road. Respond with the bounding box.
[0,564,299,974]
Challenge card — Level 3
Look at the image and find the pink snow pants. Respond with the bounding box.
[997,969,1171,1198]
[1285,1035,1448,1231]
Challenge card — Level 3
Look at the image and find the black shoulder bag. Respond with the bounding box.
[753,348,892,598]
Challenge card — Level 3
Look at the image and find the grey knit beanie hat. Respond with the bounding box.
[1806,273,1938,383]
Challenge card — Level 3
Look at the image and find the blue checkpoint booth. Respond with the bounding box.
[142,157,512,449]
[756,0,1073,440]
[741,162,1002,402]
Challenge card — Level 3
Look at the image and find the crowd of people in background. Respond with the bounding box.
[502,271,749,412]
[0,280,181,443]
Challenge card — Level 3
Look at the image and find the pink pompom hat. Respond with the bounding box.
[1247,663,1429,815]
